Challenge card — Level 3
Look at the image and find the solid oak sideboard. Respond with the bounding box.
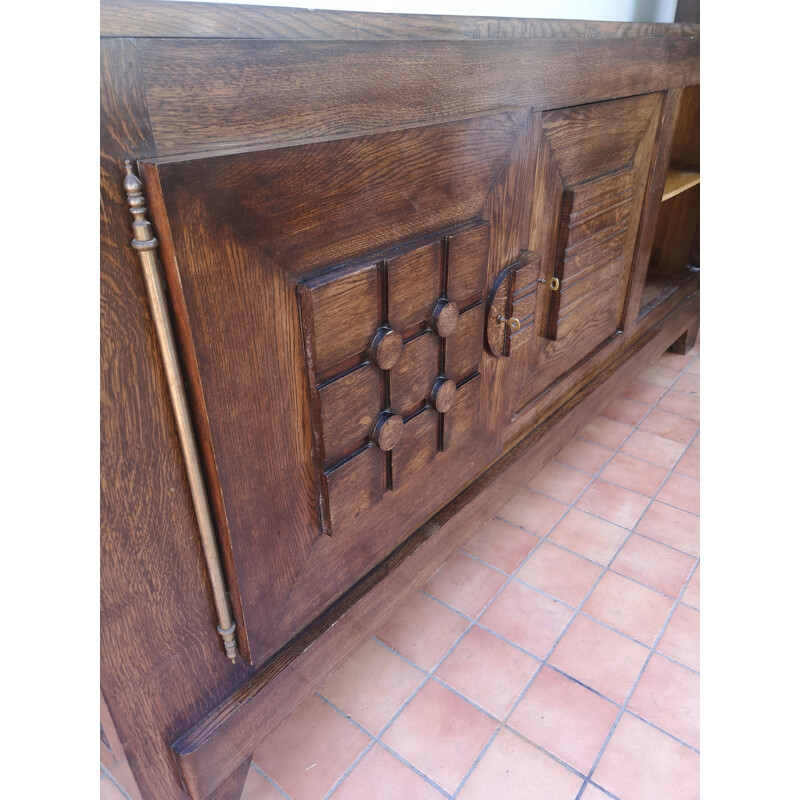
[99,3,699,798]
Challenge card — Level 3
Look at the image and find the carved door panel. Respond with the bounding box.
[513,93,662,413]
[137,111,526,664]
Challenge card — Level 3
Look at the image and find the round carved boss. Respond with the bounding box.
[369,327,403,370]
[429,377,457,413]
[372,412,404,451]
[430,299,459,338]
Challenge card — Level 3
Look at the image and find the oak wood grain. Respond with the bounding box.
[135,36,698,156]
[102,0,699,41]
[100,10,699,800]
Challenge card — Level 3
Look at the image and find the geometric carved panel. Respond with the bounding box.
[297,220,490,535]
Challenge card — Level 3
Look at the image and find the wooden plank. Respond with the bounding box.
[171,289,699,800]
[101,0,700,41]
[135,35,699,155]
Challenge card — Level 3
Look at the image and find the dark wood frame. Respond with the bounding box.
[100,4,699,799]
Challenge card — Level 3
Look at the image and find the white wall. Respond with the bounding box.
[169,0,679,23]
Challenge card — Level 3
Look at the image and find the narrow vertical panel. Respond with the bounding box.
[388,241,443,334]
[391,408,439,489]
[445,305,484,381]
[446,221,490,306]
[324,446,385,532]
[442,375,483,451]
[301,264,382,377]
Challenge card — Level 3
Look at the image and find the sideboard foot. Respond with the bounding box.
[669,317,700,355]
[206,758,252,800]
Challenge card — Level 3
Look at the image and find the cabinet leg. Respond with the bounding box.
[669,318,699,355]
[206,757,253,800]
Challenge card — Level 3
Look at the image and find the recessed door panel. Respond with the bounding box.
[514,93,662,413]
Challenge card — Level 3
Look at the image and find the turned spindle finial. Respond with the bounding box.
[122,159,157,250]
[123,159,145,211]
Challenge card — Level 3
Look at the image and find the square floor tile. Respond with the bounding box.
[635,501,699,556]
[548,615,649,704]
[555,438,614,474]
[463,518,538,573]
[527,460,593,504]
[458,727,583,800]
[682,564,700,609]
[435,626,538,719]
[639,408,699,444]
[657,472,700,515]
[628,653,700,749]
[478,579,574,659]
[636,363,681,388]
[319,638,424,735]
[620,379,664,406]
[657,603,699,671]
[593,713,699,800]
[376,590,469,671]
[548,509,629,565]
[599,453,668,497]
[516,541,603,607]
[657,388,699,421]
[577,479,651,528]
[582,571,673,646]
[600,395,651,426]
[423,551,507,618]
[621,430,686,468]
[611,534,696,598]
[674,445,700,479]
[579,416,634,449]
[497,489,568,536]
[241,769,285,800]
[673,372,700,395]
[329,744,445,800]
[382,680,496,794]
[507,666,618,774]
[252,694,370,800]
[687,355,700,375]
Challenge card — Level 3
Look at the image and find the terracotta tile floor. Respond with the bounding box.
[237,337,700,800]
[100,337,699,800]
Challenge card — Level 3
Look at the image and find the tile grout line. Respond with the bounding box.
[249,761,293,800]
[100,764,134,800]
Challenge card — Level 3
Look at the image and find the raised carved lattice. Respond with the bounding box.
[297,221,490,535]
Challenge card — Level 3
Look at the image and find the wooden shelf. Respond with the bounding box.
[662,168,700,201]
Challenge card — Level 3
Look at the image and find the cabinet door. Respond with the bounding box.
[514,93,662,413]
[138,111,527,665]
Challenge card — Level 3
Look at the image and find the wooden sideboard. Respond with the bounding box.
[100,3,699,799]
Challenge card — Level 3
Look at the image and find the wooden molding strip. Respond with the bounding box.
[101,0,700,41]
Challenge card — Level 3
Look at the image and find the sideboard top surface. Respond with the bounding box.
[100,0,699,41]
